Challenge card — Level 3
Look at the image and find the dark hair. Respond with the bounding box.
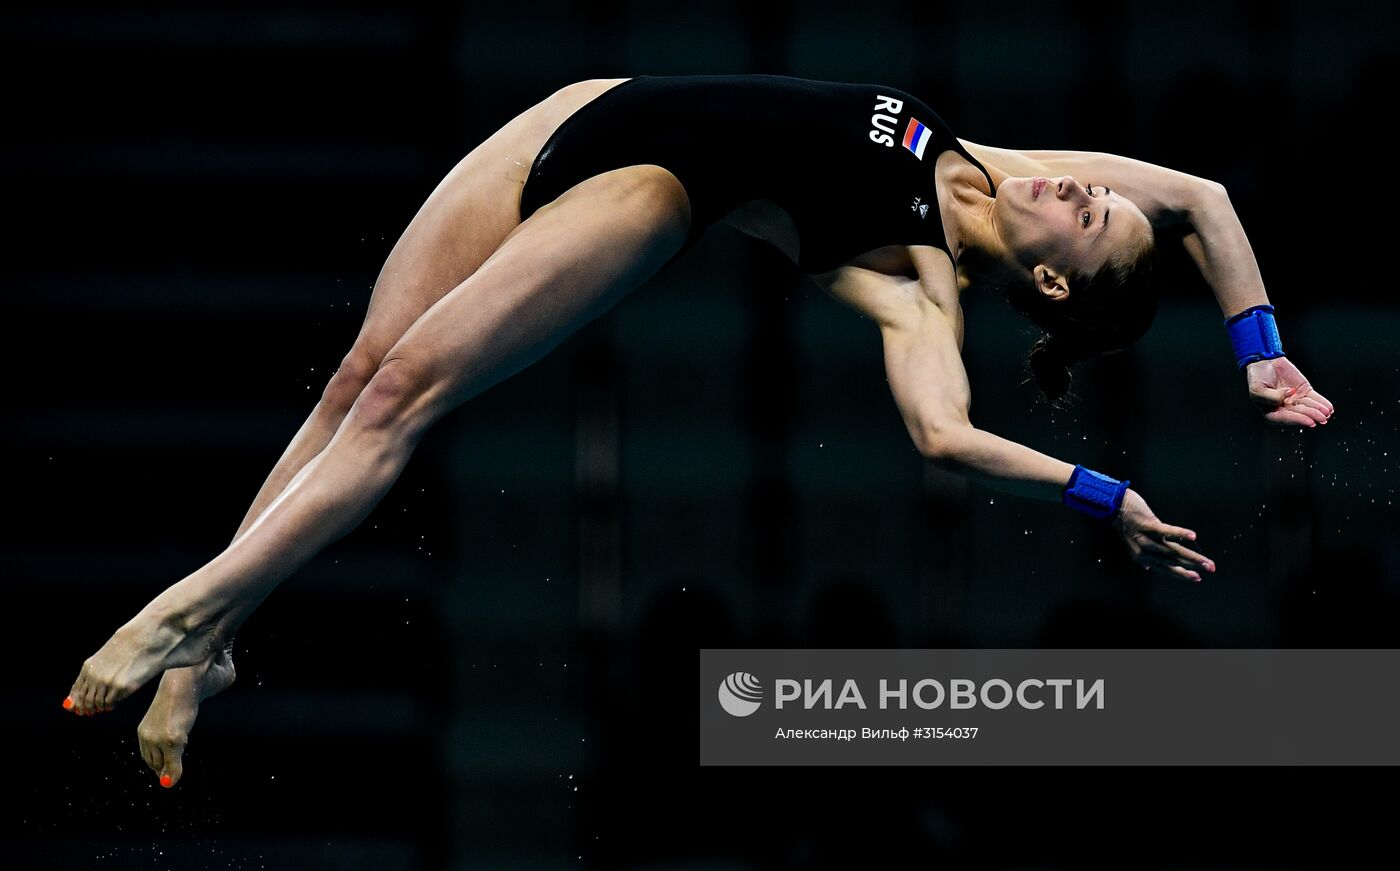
[1004,233,1160,405]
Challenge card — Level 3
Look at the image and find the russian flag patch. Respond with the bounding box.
[902,117,930,160]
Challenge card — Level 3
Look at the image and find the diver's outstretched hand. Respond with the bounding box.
[1112,489,1215,583]
[1245,357,1334,427]
[137,646,236,788]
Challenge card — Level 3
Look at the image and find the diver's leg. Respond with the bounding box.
[128,135,533,781]
[68,163,691,716]
[128,80,639,784]
[128,138,548,789]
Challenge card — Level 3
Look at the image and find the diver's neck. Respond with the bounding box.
[945,176,1018,296]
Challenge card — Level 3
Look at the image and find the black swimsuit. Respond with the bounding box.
[518,74,996,274]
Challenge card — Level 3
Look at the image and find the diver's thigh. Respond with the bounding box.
[349,79,634,363]
[374,164,692,417]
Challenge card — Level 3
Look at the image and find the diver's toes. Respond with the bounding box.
[159,747,184,788]
[95,679,131,713]
[69,676,89,716]
[79,663,102,714]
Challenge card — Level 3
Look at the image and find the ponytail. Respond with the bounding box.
[1011,238,1160,405]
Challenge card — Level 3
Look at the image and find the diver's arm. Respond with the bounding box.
[814,258,1118,498]
[815,263,1214,580]
[1176,196,1330,424]
[878,294,1071,498]
[1119,184,1332,424]
[883,295,1213,580]
[1172,187,1273,319]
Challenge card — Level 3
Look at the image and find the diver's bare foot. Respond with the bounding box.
[65,604,222,716]
[138,647,236,787]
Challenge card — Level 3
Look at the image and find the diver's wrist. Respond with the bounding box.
[1224,304,1284,369]
[1061,465,1130,520]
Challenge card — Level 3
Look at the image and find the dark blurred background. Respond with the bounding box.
[5,0,1398,868]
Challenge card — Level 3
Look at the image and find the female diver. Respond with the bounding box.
[62,75,1333,786]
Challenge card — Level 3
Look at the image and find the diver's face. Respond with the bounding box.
[994,175,1148,287]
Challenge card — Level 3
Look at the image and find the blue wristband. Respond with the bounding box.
[1224,304,1284,370]
[1062,465,1130,520]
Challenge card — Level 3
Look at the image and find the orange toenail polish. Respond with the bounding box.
[62,697,74,710]
[159,775,173,788]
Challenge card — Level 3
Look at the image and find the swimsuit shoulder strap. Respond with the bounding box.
[953,140,997,195]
